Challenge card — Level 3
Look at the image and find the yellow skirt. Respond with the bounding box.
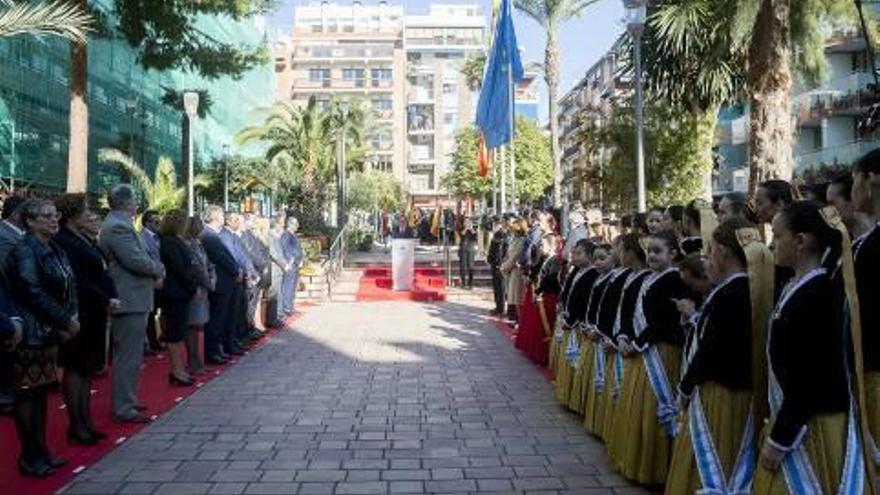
[554,329,573,404]
[664,382,752,495]
[569,337,594,414]
[607,354,638,468]
[583,345,609,436]
[608,343,682,485]
[548,327,562,373]
[599,351,619,441]
[752,412,867,495]
[865,371,880,450]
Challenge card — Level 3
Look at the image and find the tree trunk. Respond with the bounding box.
[546,28,562,207]
[67,39,88,192]
[746,0,793,195]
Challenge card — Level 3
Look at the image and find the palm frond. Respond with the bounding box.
[98,148,155,200]
[0,0,93,43]
[514,0,548,26]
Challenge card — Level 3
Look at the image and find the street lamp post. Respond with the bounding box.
[623,0,647,212]
[222,144,230,211]
[183,92,199,216]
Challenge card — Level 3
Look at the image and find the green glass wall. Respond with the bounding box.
[0,2,273,193]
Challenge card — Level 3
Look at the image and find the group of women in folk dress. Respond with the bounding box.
[512,150,880,494]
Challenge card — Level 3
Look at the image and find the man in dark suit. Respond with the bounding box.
[0,196,24,414]
[279,217,304,317]
[140,210,163,355]
[487,217,509,315]
[240,214,269,334]
[392,212,414,239]
[200,205,242,365]
[221,213,256,353]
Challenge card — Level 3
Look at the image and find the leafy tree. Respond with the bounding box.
[237,97,335,234]
[199,155,273,207]
[579,99,710,213]
[460,51,487,90]
[0,0,92,41]
[443,118,552,205]
[325,97,372,226]
[348,170,405,213]
[514,0,599,207]
[98,148,210,214]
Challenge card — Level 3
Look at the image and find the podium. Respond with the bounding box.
[391,239,416,291]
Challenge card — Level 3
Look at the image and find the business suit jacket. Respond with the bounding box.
[54,227,117,330]
[159,235,198,301]
[140,228,161,262]
[280,231,304,270]
[99,211,165,314]
[201,227,240,295]
[267,231,287,297]
[220,228,255,277]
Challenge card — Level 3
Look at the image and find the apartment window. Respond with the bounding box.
[309,68,330,81]
[372,98,393,119]
[371,68,392,87]
[371,159,392,172]
[342,68,365,87]
[443,112,457,127]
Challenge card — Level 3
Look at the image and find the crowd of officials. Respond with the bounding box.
[484,151,880,494]
[0,184,305,477]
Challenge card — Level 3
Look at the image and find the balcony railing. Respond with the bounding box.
[796,139,880,173]
[295,46,394,59]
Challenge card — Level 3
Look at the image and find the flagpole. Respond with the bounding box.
[492,148,498,213]
[499,145,506,213]
[508,58,516,213]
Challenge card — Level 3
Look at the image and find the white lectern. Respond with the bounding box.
[391,239,416,291]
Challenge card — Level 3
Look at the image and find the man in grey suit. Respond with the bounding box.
[279,217,304,317]
[139,210,164,354]
[0,195,25,414]
[99,185,165,423]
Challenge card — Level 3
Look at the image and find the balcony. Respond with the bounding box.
[795,139,880,173]
[294,46,394,60]
[408,89,435,103]
[795,73,879,126]
[374,109,393,121]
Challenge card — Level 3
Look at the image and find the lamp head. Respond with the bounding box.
[183,91,200,118]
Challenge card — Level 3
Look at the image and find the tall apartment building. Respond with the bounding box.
[0,1,272,192]
[274,1,486,205]
[557,36,629,208]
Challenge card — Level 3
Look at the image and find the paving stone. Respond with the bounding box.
[63,302,647,495]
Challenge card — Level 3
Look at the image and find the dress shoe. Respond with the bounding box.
[18,457,54,477]
[68,426,98,445]
[116,413,151,424]
[44,456,68,469]
[168,373,195,386]
[206,355,227,365]
[87,427,108,440]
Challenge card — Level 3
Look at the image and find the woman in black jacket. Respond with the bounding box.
[7,199,79,477]
[54,194,119,446]
[158,209,198,386]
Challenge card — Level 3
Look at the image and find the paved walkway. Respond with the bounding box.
[61,302,647,495]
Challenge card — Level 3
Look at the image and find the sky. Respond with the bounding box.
[267,0,627,122]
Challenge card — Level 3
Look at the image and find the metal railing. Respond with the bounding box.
[324,221,349,297]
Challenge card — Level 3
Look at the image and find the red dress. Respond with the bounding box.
[516,254,561,367]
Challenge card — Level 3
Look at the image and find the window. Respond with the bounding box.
[342,68,365,87]
[371,159,392,172]
[371,68,392,87]
[372,98,393,119]
[309,68,330,81]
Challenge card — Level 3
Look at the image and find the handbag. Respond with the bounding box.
[20,312,58,348]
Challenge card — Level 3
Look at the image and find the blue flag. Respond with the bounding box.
[475,0,524,149]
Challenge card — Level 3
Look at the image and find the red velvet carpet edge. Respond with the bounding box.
[0,307,311,495]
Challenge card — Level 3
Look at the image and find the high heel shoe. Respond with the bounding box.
[68,426,98,445]
[168,374,194,386]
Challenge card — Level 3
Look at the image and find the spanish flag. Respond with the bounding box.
[477,132,491,177]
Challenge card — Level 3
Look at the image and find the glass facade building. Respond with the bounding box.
[0,1,273,193]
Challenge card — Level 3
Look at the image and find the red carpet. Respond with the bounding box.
[493,317,554,381]
[355,266,446,302]
[0,309,310,495]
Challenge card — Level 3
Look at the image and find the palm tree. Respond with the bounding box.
[325,97,370,226]
[515,0,599,207]
[238,97,335,232]
[0,0,91,41]
[460,52,488,91]
[734,0,853,192]
[98,148,210,214]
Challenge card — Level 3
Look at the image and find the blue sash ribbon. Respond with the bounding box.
[689,390,755,495]
[642,345,678,437]
[594,344,606,392]
[612,352,624,400]
[565,329,580,367]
